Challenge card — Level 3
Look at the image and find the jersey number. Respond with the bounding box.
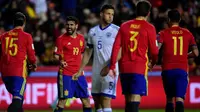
[129,31,139,52]
[98,40,102,49]
[73,47,79,55]
[5,37,18,56]
[172,36,183,55]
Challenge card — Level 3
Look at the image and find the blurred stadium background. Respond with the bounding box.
[0,0,200,112]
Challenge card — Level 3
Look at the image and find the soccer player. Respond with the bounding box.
[157,10,199,112]
[74,4,120,112]
[109,1,159,112]
[0,12,37,112]
[53,16,92,112]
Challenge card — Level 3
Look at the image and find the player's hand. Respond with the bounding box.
[100,66,109,77]
[148,61,153,71]
[28,64,37,71]
[60,60,67,68]
[108,69,116,79]
[72,70,82,80]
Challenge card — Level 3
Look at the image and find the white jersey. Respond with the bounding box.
[87,24,120,75]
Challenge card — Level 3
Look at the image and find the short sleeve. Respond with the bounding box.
[81,37,86,53]
[86,29,94,48]
[188,32,197,46]
[54,37,63,55]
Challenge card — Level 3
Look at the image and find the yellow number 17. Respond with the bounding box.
[172,36,183,55]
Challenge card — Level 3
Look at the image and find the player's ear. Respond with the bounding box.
[179,18,181,23]
[147,12,150,17]
[168,18,170,23]
[75,24,78,29]
[100,12,103,18]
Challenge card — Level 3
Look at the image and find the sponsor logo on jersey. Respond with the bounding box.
[106,32,112,38]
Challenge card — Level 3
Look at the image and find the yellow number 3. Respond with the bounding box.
[5,37,18,56]
[129,31,139,52]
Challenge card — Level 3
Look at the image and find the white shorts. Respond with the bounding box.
[91,74,118,99]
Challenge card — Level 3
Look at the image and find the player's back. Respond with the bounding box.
[0,28,35,77]
[119,19,157,74]
[159,26,196,71]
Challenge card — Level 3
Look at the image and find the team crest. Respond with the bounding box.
[64,90,69,96]
[80,40,83,47]
[106,32,112,38]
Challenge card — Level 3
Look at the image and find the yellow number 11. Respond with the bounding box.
[172,36,183,55]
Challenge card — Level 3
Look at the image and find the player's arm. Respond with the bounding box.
[157,33,163,50]
[53,37,67,67]
[79,44,93,72]
[188,33,199,58]
[110,28,122,70]
[188,46,199,58]
[27,35,37,71]
[148,26,159,67]
[0,35,1,56]
[77,29,95,72]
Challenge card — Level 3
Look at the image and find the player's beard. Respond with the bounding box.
[67,28,75,35]
[103,17,112,25]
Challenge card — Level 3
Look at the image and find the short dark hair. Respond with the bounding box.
[13,12,26,27]
[136,0,151,17]
[168,9,181,23]
[66,16,79,24]
[100,4,114,12]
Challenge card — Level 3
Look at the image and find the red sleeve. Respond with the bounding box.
[110,27,121,70]
[189,32,197,46]
[81,38,85,53]
[148,26,159,65]
[54,37,63,55]
[157,31,164,43]
[27,35,36,64]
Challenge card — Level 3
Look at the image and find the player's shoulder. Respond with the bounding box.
[180,27,192,34]
[77,33,84,39]
[57,34,65,41]
[144,21,156,29]
[120,20,133,27]
[0,31,7,38]
[110,24,120,31]
[23,31,32,38]
[89,25,98,33]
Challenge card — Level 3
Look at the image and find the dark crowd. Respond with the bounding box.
[0,0,200,75]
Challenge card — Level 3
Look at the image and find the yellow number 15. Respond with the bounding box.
[172,36,183,55]
[129,31,139,52]
[5,37,18,56]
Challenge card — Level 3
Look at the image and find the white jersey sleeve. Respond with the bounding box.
[87,29,94,48]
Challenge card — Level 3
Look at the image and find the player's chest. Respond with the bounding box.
[92,31,115,48]
[62,39,83,52]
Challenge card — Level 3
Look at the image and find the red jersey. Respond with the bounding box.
[54,33,85,76]
[158,26,197,71]
[0,35,2,72]
[0,28,36,77]
[110,19,159,75]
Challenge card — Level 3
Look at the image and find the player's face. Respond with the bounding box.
[66,21,78,35]
[101,9,114,24]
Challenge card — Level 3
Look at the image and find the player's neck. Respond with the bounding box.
[171,23,179,27]
[69,33,77,38]
[100,22,111,29]
[136,16,147,21]
[14,26,24,30]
